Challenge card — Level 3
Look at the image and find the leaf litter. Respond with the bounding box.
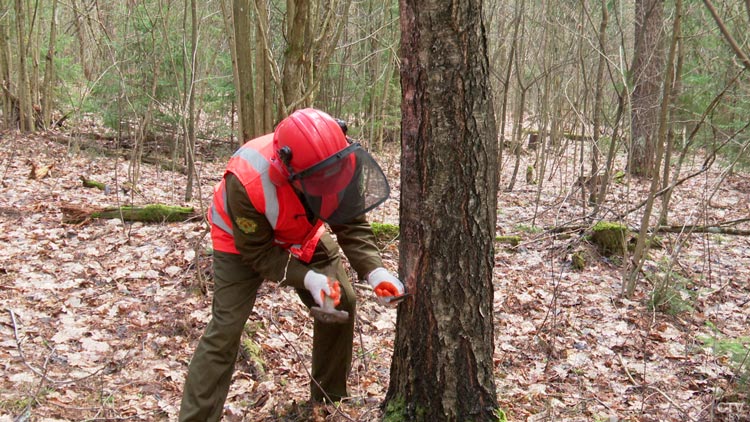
[0,133,749,421]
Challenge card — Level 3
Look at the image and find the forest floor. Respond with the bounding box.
[1,130,749,422]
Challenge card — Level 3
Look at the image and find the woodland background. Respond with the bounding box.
[1,0,750,421]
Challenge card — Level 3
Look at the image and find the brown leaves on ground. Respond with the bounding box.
[0,131,748,421]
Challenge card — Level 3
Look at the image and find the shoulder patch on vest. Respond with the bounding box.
[235,217,259,234]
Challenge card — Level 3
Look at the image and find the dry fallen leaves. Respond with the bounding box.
[0,133,748,421]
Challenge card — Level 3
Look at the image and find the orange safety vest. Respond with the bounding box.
[208,134,325,263]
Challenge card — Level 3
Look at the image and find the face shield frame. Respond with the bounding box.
[287,142,390,224]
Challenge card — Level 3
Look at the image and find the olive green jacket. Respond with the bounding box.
[224,173,383,289]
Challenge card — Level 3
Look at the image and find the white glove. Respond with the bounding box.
[304,270,341,308]
[366,267,405,298]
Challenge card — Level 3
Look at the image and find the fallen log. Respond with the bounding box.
[656,224,750,236]
[62,203,197,224]
[79,175,107,190]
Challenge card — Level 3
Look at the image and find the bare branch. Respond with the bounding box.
[703,0,750,70]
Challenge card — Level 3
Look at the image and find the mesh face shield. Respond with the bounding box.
[289,143,390,224]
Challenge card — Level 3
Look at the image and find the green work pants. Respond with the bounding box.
[179,236,356,422]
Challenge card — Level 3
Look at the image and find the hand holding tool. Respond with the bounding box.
[367,267,408,307]
[304,270,349,323]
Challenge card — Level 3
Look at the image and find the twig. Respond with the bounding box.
[7,308,112,386]
[356,321,369,373]
[9,309,51,380]
[617,353,697,421]
[16,346,54,421]
[265,310,355,421]
[617,353,638,386]
[646,386,694,420]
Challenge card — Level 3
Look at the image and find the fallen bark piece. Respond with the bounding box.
[62,203,196,224]
[28,161,54,179]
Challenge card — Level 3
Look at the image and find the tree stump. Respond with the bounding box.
[591,221,628,256]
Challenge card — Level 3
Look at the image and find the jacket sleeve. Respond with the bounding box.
[224,173,309,289]
[329,215,384,281]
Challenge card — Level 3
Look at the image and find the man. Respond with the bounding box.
[179,108,404,421]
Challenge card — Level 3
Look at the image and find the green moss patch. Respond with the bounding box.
[591,221,628,256]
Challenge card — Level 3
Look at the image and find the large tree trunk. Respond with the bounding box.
[386,1,499,420]
[281,0,310,114]
[629,0,665,178]
[624,0,681,297]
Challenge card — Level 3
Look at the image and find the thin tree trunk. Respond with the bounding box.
[507,86,526,192]
[220,0,239,147]
[0,0,14,128]
[254,0,272,133]
[233,0,255,141]
[14,0,34,131]
[184,0,198,201]
[590,0,608,179]
[376,55,394,150]
[658,30,684,226]
[41,0,58,129]
[71,0,91,80]
[497,0,522,188]
[592,94,625,218]
[28,0,39,113]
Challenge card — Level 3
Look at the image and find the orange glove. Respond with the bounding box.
[366,267,404,298]
[304,270,341,308]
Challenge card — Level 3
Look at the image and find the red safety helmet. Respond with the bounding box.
[270,108,355,194]
[269,108,390,224]
[273,109,349,173]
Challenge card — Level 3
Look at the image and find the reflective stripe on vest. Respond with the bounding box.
[232,146,280,227]
[209,135,324,263]
[210,182,233,235]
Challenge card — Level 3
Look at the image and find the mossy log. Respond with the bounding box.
[62,203,196,224]
[495,235,521,247]
[79,175,107,190]
[591,221,628,256]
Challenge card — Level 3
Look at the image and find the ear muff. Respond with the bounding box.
[269,156,289,186]
[269,146,293,186]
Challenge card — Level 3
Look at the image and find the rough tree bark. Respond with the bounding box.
[281,0,310,114]
[385,0,499,420]
[625,0,680,297]
[628,0,665,178]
